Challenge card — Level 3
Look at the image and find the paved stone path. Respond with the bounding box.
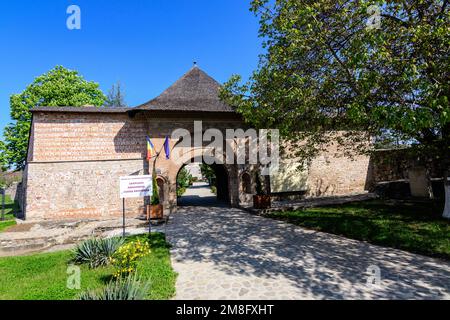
[178,182,226,207]
[166,206,450,300]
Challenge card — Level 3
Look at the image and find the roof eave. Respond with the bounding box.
[30,106,131,113]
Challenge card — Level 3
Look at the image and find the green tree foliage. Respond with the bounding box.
[200,164,216,185]
[1,66,106,170]
[176,167,193,196]
[220,1,449,163]
[151,172,160,205]
[105,81,127,108]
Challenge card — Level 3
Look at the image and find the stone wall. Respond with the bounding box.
[25,111,245,219]
[367,148,445,199]
[369,148,444,184]
[306,147,370,197]
[25,160,146,220]
[25,110,374,219]
[5,182,19,202]
[271,140,371,198]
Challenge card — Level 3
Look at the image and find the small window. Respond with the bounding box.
[241,172,252,194]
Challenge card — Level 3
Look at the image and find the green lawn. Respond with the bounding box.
[0,220,17,232]
[267,200,450,260]
[0,233,177,300]
[0,195,18,232]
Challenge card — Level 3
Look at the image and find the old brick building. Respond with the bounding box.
[23,66,371,220]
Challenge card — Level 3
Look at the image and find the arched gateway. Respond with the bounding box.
[23,66,371,220]
[24,66,254,220]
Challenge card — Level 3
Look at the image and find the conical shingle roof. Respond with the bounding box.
[135,66,235,113]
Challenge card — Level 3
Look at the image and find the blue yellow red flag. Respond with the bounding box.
[146,136,156,160]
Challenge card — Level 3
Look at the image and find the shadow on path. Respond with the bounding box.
[167,206,450,300]
[178,182,229,208]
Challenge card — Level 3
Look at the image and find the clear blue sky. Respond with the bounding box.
[0,0,262,134]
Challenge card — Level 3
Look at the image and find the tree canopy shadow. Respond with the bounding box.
[166,207,450,299]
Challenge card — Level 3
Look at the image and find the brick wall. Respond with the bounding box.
[31,113,145,162]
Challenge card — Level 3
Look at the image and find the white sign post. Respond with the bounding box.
[119,175,152,237]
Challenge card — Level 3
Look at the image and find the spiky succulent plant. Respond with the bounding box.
[72,237,124,268]
[78,273,150,300]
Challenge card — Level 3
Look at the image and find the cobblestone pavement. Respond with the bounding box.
[177,182,222,207]
[166,206,450,300]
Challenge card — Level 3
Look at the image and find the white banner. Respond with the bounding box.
[120,175,152,199]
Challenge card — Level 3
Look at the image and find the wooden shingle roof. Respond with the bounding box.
[134,66,235,113]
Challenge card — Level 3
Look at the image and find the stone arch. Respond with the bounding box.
[168,145,239,208]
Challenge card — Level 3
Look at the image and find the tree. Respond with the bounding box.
[151,170,160,205]
[1,66,106,170]
[221,0,449,217]
[176,167,193,197]
[200,164,216,185]
[105,81,127,108]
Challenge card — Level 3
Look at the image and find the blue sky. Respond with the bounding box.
[0,0,262,134]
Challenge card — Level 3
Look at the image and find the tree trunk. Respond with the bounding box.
[443,170,450,219]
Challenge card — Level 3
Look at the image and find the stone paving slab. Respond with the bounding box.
[166,206,450,300]
[0,218,150,256]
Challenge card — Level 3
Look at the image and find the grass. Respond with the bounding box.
[0,220,17,232]
[0,195,18,232]
[266,200,450,260]
[0,233,177,300]
[127,233,177,300]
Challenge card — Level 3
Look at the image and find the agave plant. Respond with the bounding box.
[73,237,124,268]
[79,273,150,300]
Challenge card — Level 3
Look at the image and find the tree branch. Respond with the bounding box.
[380,14,409,27]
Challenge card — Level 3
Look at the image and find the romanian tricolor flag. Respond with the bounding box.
[146,136,156,161]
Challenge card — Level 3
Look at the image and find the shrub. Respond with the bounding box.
[177,187,186,197]
[73,237,124,268]
[151,173,160,205]
[111,239,150,278]
[79,273,150,300]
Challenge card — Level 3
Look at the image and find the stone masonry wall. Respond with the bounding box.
[25,111,245,219]
[306,143,370,197]
[368,148,444,184]
[26,111,372,219]
[25,160,146,220]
